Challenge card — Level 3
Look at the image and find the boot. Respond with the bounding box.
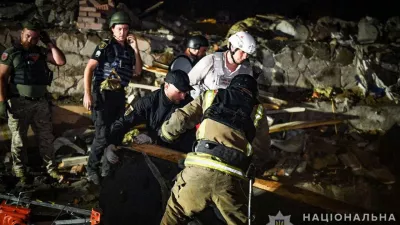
[86,165,100,185]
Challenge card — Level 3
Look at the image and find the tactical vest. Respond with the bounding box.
[93,40,135,89]
[167,54,194,72]
[10,46,52,86]
[183,89,264,179]
[203,88,256,142]
[211,52,252,89]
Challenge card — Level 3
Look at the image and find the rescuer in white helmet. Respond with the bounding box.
[188,31,257,98]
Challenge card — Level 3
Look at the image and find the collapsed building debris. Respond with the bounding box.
[0,3,400,223]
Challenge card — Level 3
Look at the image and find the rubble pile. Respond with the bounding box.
[0,6,400,215]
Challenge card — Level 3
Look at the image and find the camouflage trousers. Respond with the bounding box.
[161,166,248,225]
[7,97,56,173]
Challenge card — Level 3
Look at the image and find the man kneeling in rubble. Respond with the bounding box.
[159,74,271,225]
[103,69,195,169]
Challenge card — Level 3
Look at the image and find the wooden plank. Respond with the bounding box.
[128,144,186,163]
[143,65,168,76]
[266,107,306,115]
[128,83,160,91]
[58,156,89,168]
[128,144,363,213]
[269,119,344,133]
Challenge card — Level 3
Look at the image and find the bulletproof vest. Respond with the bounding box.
[10,46,52,85]
[168,54,194,72]
[203,88,256,142]
[212,52,251,89]
[94,40,135,89]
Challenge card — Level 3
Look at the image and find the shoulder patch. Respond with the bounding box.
[1,52,8,61]
[99,41,108,49]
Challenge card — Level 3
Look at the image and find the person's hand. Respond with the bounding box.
[127,34,139,52]
[83,92,92,111]
[0,101,7,121]
[133,133,153,144]
[158,129,174,144]
[40,31,52,45]
[105,144,119,164]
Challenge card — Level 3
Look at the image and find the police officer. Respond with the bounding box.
[188,31,256,98]
[158,74,271,225]
[104,70,194,160]
[83,11,143,185]
[0,21,66,184]
[168,35,209,74]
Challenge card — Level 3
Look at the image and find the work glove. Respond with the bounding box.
[104,144,119,164]
[0,101,7,121]
[40,31,52,45]
[133,133,153,144]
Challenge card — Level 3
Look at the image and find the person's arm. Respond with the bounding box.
[188,55,213,86]
[0,50,12,102]
[160,93,205,142]
[83,43,107,110]
[46,43,66,66]
[108,97,149,145]
[250,106,271,169]
[83,59,98,110]
[40,31,66,66]
[127,34,142,76]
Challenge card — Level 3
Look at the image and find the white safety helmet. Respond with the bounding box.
[228,31,256,55]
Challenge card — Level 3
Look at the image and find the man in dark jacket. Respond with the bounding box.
[104,69,195,165]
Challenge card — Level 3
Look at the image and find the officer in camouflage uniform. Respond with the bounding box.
[0,21,66,184]
[159,74,271,225]
[83,11,143,185]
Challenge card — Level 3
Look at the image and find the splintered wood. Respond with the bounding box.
[127,143,363,213]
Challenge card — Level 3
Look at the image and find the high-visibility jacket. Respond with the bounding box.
[161,89,271,179]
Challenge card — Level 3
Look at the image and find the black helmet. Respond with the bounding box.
[228,74,259,99]
[187,35,209,49]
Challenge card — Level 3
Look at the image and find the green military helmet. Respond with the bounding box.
[21,20,42,31]
[109,11,131,28]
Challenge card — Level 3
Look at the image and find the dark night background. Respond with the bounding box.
[10,0,399,21]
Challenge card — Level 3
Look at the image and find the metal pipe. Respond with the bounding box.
[0,194,91,216]
[53,218,91,224]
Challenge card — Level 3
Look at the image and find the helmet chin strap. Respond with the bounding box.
[228,44,240,65]
[188,49,200,62]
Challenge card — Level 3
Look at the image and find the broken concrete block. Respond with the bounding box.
[357,17,380,44]
[80,33,101,57]
[79,11,88,17]
[338,152,362,172]
[275,20,297,37]
[79,6,96,12]
[88,12,101,17]
[86,23,104,30]
[96,17,106,24]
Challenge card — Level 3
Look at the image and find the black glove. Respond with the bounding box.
[104,144,119,164]
[40,31,52,45]
[0,101,7,121]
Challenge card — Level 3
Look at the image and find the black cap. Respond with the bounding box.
[165,70,194,92]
